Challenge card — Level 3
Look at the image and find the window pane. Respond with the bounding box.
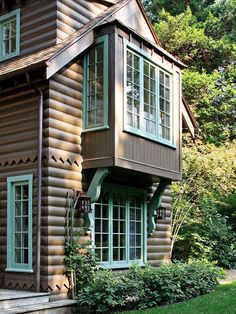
[94,188,144,265]
[15,186,21,200]
[97,62,103,78]
[96,46,103,62]
[159,71,172,141]
[102,248,109,261]
[86,42,105,129]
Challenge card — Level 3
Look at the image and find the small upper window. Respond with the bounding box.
[0,9,20,61]
[125,42,174,146]
[83,36,109,131]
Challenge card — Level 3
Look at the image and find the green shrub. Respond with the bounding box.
[76,261,224,313]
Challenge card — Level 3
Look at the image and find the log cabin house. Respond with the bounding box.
[0,0,197,301]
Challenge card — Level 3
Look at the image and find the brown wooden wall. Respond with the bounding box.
[0,86,40,290]
[82,28,182,181]
[42,59,88,297]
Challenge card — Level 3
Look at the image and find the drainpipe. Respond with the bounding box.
[26,73,43,293]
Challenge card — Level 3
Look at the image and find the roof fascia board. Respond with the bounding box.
[107,19,186,68]
[181,101,195,138]
[135,0,161,46]
[46,31,94,79]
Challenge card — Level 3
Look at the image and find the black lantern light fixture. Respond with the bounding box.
[74,191,92,213]
[154,206,167,221]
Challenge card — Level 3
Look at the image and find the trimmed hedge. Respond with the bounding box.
[77,261,224,313]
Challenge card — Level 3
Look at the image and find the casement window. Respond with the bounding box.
[94,186,146,268]
[0,9,20,61]
[125,42,174,146]
[6,174,33,272]
[83,36,109,131]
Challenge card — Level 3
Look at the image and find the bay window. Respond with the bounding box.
[125,43,174,146]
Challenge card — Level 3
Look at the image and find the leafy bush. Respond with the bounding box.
[76,261,224,313]
[64,240,98,291]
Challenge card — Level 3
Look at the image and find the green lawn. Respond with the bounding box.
[121,281,236,314]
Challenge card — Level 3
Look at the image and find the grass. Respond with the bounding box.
[120,281,236,314]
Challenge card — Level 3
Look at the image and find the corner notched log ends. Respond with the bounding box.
[0,0,196,303]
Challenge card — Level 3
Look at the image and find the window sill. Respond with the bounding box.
[82,125,109,133]
[99,260,145,269]
[0,51,20,62]
[5,268,33,273]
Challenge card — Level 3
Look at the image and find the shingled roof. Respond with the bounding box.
[0,0,184,80]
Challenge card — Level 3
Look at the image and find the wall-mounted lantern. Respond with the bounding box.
[74,191,92,213]
[154,206,167,221]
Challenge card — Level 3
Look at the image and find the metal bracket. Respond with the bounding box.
[148,179,171,235]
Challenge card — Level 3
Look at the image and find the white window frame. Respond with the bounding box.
[124,39,175,147]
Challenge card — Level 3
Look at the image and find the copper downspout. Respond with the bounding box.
[26,73,43,293]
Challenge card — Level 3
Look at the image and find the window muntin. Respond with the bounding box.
[0,9,20,61]
[7,174,33,272]
[159,71,171,140]
[83,36,108,131]
[125,45,174,146]
[94,188,146,267]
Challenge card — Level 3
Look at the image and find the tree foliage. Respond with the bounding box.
[142,0,236,266]
[172,142,236,267]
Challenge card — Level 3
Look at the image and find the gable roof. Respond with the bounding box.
[0,0,185,81]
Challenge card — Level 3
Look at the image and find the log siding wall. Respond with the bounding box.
[20,0,57,56]
[0,86,40,290]
[42,59,87,297]
[147,187,172,265]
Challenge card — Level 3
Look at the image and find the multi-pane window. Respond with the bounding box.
[0,9,20,61]
[84,36,108,130]
[94,187,145,267]
[125,46,173,145]
[126,51,141,130]
[159,71,171,140]
[7,175,33,272]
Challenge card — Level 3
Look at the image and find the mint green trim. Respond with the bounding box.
[93,185,147,268]
[124,39,175,148]
[82,125,109,133]
[87,168,110,202]
[147,179,171,235]
[0,9,20,61]
[7,174,33,272]
[83,35,109,130]
[86,168,110,231]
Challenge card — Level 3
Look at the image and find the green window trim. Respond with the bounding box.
[0,8,20,61]
[93,184,147,269]
[83,35,109,132]
[6,174,33,273]
[124,39,175,147]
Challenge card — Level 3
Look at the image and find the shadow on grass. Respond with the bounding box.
[119,281,236,314]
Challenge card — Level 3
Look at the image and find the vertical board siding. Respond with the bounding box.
[20,0,57,56]
[147,186,172,265]
[42,60,85,296]
[56,0,110,42]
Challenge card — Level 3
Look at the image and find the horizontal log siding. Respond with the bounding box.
[0,163,38,290]
[0,86,39,165]
[56,0,110,42]
[20,0,57,56]
[42,60,87,296]
[147,186,172,265]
